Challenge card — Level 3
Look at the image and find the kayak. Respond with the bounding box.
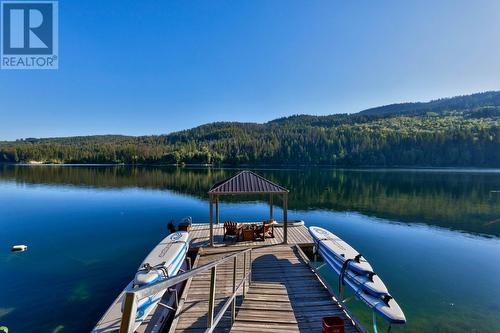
[309,226,406,324]
[92,231,190,332]
[309,226,374,275]
[308,226,388,297]
[318,245,389,297]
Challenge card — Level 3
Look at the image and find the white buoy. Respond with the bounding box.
[11,245,28,252]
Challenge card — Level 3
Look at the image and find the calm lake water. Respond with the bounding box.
[1,165,499,333]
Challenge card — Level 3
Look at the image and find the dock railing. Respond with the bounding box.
[119,248,253,333]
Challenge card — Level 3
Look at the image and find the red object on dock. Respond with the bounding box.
[322,316,345,333]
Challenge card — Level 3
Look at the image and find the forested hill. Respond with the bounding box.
[1,91,499,167]
[358,91,500,116]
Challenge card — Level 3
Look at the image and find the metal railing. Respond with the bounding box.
[119,248,253,333]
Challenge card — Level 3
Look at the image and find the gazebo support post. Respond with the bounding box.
[269,194,273,221]
[209,194,214,247]
[283,193,288,244]
[215,196,219,225]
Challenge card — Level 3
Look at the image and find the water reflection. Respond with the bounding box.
[1,165,499,333]
[1,165,499,237]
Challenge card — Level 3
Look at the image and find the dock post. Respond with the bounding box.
[231,256,237,324]
[269,194,273,221]
[209,194,214,247]
[243,252,247,297]
[283,193,288,244]
[208,266,217,328]
[215,196,219,225]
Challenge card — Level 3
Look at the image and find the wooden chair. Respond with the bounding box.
[255,220,274,241]
[223,221,241,241]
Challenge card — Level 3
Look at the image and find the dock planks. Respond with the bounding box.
[189,223,313,248]
[231,246,359,333]
[170,230,362,333]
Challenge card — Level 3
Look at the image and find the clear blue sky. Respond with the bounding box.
[1,0,500,140]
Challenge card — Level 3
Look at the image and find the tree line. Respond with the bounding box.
[1,92,499,167]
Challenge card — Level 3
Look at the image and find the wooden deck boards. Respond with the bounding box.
[232,246,359,333]
[170,241,361,333]
[189,223,313,248]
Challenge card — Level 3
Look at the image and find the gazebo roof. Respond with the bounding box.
[208,170,288,195]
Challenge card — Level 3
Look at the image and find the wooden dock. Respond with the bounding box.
[189,223,314,248]
[168,223,364,333]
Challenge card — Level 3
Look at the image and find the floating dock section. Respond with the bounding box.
[168,223,365,333]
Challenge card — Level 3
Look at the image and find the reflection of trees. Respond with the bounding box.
[1,165,499,236]
[273,169,500,236]
[0,165,226,193]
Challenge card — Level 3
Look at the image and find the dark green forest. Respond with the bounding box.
[1,91,499,166]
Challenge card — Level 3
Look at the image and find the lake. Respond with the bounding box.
[0,165,499,333]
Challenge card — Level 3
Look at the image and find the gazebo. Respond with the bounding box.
[208,170,289,246]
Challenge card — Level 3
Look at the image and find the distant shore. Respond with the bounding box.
[2,162,500,172]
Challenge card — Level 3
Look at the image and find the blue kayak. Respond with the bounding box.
[310,226,406,324]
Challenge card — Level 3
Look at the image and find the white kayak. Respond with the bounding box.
[310,226,374,275]
[93,231,190,332]
[319,245,389,297]
[308,226,388,297]
[309,226,406,324]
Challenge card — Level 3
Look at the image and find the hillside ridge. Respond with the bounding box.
[1,91,499,167]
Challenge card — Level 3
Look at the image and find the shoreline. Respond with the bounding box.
[1,162,500,172]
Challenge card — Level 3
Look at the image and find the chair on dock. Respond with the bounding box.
[223,221,241,241]
[255,220,275,241]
